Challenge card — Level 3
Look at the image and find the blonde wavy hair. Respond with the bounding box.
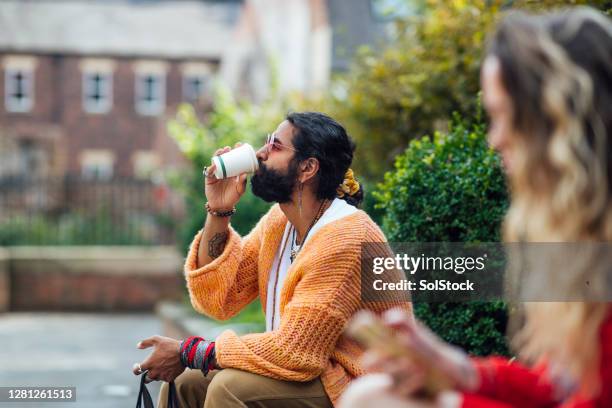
[487,8,612,396]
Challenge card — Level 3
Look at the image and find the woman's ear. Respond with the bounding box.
[299,158,319,184]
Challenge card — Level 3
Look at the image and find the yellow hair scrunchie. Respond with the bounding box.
[336,168,360,198]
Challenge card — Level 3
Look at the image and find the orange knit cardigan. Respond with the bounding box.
[184,204,411,405]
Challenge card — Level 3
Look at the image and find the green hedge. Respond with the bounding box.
[0,209,155,246]
[375,113,510,356]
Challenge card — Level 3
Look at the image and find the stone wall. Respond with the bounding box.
[4,246,184,311]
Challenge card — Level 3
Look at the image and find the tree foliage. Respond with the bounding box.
[326,0,610,179]
[327,0,499,179]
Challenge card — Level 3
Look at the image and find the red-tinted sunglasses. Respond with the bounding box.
[265,133,298,153]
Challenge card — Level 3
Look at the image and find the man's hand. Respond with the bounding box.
[133,335,185,383]
[205,144,249,210]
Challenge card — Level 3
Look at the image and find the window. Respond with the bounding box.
[132,151,159,179]
[181,62,212,103]
[5,69,33,112]
[136,73,165,115]
[18,139,48,177]
[80,150,115,180]
[183,75,207,102]
[83,72,112,113]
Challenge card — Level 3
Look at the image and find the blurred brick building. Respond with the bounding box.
[0,0,241,180]
[0,0,401,181]
[223,0,399,102]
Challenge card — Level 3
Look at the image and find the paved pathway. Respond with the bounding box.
[0,313,163,408]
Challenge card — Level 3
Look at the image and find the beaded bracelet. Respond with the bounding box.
[205,202,236,217]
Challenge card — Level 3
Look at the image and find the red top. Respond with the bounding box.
[461,312,612,408]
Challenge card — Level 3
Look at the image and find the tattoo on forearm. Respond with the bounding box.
[208,231,229,259]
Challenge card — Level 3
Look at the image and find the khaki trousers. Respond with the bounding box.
[158,368,334,408]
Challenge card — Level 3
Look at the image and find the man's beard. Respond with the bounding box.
[251,160,298,203]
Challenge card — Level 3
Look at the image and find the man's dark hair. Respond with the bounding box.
[286,111,363,207]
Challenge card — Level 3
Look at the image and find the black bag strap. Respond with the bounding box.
[136,372,181,408]
[167,381,180,408]
[136,372,154,408]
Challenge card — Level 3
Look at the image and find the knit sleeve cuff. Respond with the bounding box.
[213,329,238,371]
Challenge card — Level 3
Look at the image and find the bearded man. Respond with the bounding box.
[134,112,411,407]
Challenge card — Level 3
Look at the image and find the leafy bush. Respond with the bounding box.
[375,113,510,356]
[0,209,154,246]
[375,113,508,243]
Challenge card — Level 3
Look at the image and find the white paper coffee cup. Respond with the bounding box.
[211,143,259,179]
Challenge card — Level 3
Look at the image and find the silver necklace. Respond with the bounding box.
[289,200,327,263]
